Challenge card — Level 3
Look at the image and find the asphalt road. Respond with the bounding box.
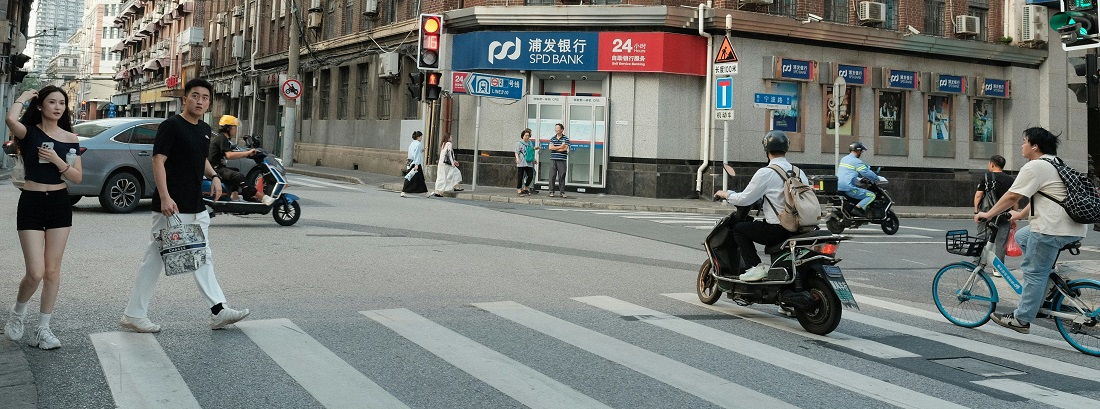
[2,176,1100,409]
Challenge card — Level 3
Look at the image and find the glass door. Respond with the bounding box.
[526,95,608,188]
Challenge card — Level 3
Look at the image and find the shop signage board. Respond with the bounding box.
[884,69,920,90]
[934,74,966,94]
[451,71,469,94]
[452,31,706,76]
[836,64,868,86]
[980,78,1010,98]
[775,58,816,81]
[463,72,524,100]
[753,93,792,110]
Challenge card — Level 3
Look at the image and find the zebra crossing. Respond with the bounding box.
[85,293,1100,408]
[284,175,362,191]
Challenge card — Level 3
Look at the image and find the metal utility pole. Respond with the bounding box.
[282,2,300,167]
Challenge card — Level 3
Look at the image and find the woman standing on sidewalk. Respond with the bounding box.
[4,86,83,350]
[515,128,538,196]
[430,133,462,197]
[401,131,427,197]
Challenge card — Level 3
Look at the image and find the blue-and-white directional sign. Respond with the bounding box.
[463,72,524,100]
[753,93,793,110]
[715,77,733,110]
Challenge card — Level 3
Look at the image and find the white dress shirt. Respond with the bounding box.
[725,157,810,225]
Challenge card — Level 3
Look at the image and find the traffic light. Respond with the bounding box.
[80,101,87,111]
[9,54,30,85]
[11,54,30,69]
[417,14,442,70]
[425,72,442,101]
[1068,55,1100,108]
[9,70,27,85]
[1051,1,1100,50]
[407,72,424,101]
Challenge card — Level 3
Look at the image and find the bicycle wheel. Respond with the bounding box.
[1051,281,1100,357]
[932,262,997,328]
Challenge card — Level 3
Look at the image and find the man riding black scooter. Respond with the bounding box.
[837,142,878,217]
[209,115,274,205]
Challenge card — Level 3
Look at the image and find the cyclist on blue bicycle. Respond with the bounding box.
[975,127,1088,334]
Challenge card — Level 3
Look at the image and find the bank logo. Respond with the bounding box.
[488,37,521,64]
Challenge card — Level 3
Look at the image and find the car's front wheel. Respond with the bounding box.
[100,172,142,213]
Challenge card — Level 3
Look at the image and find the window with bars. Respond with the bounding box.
[378,81,392,120]
[357,64,370,119]
[320,70,331,119]
[344,0,353,34]
[404,90,418,119]
[884,0,898,30]
[526,0,554,5]
[769,0,797,17]
[325,0,337,39]
[824,0,849,24]
[385,0,396,24]
[968,6,988,41]
[590,0,623,4]
[925,1,945,36]
[303,72,314,120]
[338,67,349,120]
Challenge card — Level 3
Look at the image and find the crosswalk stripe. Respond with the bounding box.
[293,176,360,190]
[286,177,325,188]
[90,332,201,409]
[662,293,918,359]
[236,319,410,409]
[474,300,796,409]
[579,296,965,409]
[618,215,719,220]
[972,378,1100,408]
[360,308,611,409]
[843,311,1100,381]
[855,294,1074,352]
[652,220,718,224]
[841,233,930,239]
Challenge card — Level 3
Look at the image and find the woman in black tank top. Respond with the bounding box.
[2,85,83,350]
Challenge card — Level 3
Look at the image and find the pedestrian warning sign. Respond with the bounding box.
[714,36,737,64]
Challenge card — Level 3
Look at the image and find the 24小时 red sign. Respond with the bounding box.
[451,72,469,94]
[597,32,706,76]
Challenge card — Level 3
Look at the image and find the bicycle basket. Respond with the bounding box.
[945,230,986,257]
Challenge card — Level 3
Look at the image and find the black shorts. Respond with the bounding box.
[17,189,73,231]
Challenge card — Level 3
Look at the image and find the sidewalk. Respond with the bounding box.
[286,163,975,219]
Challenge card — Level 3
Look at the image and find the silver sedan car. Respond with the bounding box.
[69,118,260,213]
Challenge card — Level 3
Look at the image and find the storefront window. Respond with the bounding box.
[768,81,801,133]
[824,85,854,136]
[973,99,995,142]
[927,95,952,140]
[877,91,904,138]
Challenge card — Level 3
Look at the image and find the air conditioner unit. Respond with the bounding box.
[376,52,399,78]
[363,0,378,16]
[200,46,211,66]
[858,1,886,24]
[232,6,243,17]
[216,13,226,25]
[309,0,323,12]
[243,85,253,96]
[737,0,773,5]
[231,36,245,59]
[1022,5,1048,43]
[954,15,980,35]
[307,12,322,29]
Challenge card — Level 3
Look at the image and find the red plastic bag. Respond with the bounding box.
[1006,224,1023,257]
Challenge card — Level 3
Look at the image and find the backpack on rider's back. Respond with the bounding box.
[764,165,821,234]
[1034,157,1100,224]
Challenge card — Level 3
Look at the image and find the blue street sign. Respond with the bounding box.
[753,93,792,109]
[463,72,525,100]
[715,77,733,110]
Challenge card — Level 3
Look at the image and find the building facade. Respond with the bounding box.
[119,0,1088,206]
[61,0,123,120]
[30,0,82,73]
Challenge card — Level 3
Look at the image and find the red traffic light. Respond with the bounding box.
[426,72,441,86]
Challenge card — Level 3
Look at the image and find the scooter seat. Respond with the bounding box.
[764,230,834,254]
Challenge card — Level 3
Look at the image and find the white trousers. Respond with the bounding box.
[124,212,227,318]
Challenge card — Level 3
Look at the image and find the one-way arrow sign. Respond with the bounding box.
[463,73,524,100]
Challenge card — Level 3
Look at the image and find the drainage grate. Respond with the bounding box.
[929,357,1027,377]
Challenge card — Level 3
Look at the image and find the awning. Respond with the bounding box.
[113,71,124,80]
[178,1,194,14]
[142,59,162,71]
[140,22,156,35]
[111,43,125,53]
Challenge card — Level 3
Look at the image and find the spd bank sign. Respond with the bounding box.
[453,32,600,71]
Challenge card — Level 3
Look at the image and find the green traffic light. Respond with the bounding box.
[1071,0,1096,11]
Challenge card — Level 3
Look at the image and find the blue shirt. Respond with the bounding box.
[837,153,878,191]
[407,140,423,165]
[549,135,569,161]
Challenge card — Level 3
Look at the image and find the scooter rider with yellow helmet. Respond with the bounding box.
[209,115,275,205]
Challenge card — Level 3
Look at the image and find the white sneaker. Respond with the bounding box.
[210,307,251,330]
[992,270,1002,277]
[4,309,26,341]
[29,326,60,350]
[119,315,161,333]
[739,264,770,282]
[400,192,407,197]
[261,195,276,206]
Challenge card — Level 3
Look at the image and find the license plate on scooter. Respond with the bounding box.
[822,265,859,310]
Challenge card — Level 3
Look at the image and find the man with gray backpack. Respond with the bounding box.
[714,130,815,282]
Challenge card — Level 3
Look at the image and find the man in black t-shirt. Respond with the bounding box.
[974,154,1018,266]
[119,78,252,334]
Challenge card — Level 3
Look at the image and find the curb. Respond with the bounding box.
[285,168,364,185]
[0,338,37,409]
[381,183,968,219]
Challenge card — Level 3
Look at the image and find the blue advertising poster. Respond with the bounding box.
[936,74,966,94]
[453,31,599,72]
[887,70,918,90]
[778,59,814,81]
[982,79,1009,98]
[837,64,867,86]
[770,82,800,132]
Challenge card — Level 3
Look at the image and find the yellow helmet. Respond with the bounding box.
[218,115,240,127]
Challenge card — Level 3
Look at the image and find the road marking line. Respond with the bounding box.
[843,311,1100,381]
[618,215,719,220]
[90,332,201,409]
[851,241,941,244]
[286,177,325,188]
[898,226,947,232]
[236,318,410,409]
[293,176,360,190]
[844,281,897,292]
[854,295,1074,352]
[663,293,917,359]
[474,300,795,409]
[839,233,931,239]
[652,220,719,225]
[972,378,1100,408]
[360,309,610,409]
[579,296,964,409]
[899,258,930,266]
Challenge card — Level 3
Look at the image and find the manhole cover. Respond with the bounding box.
[930,357,1026,377]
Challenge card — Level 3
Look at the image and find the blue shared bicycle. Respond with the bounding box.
[931,219,1100,356]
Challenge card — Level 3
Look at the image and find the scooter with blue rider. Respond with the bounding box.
[202,116,301,226]
[820,142,899,235]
